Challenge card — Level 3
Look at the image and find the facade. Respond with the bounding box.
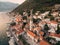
[51,12,59,17]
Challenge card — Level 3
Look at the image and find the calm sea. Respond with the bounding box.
[0,12,12,45]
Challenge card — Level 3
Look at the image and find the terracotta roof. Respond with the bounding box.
[52,12,58,14]
[35,36,39,39]
[33,26,42,31]
[15,15,22,22]
[40,21,46,24]
[40,40,51,45]
[50,21,57,24]
[12,24,22,31]
[55,34,60,38]
[40,31,44,36]
[47,22,51,24]
[27,31,36,37]
[16,30,24,34]
[40,35,43,40]
[50,33,60,38]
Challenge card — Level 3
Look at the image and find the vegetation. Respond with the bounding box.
[50,16,54,21]
[10,22,16,26]
[56,24,60,34]
[18,35,30,45]
[55,41,60,45]
[44,23,49,31]
[46,37,57,44]
[12,0,60,14]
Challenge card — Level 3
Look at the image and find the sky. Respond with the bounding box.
[0,0,25,4]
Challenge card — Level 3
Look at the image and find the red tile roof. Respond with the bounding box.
[40,40,51,45]
[27,30,36,37]
[33,26,42,31]
[15,15,22,22]
[13,24,21,31]
[16,30,24,34]
[50,33,60,38]
[50,21,57,24]
[40,31,44,36]
[40,35,43,40]
[35,36,39,39]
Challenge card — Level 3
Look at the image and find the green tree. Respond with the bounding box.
[10,22,16,26]
[55,41,60,45]
[44,23,49,31]
[56,24,60,34]
[50,16,54,21]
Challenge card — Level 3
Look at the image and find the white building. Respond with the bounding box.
[9,37,15,45]
[50,21,58,30]
[51,12,59,17]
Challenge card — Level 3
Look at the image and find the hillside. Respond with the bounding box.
[12,0,60,13]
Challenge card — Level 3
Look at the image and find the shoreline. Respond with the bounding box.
[0,12,12,45]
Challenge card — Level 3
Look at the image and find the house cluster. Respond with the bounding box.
[10,10,60,45]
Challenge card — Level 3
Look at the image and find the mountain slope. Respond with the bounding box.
[12,0,60,13]
[0,2,19,12]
